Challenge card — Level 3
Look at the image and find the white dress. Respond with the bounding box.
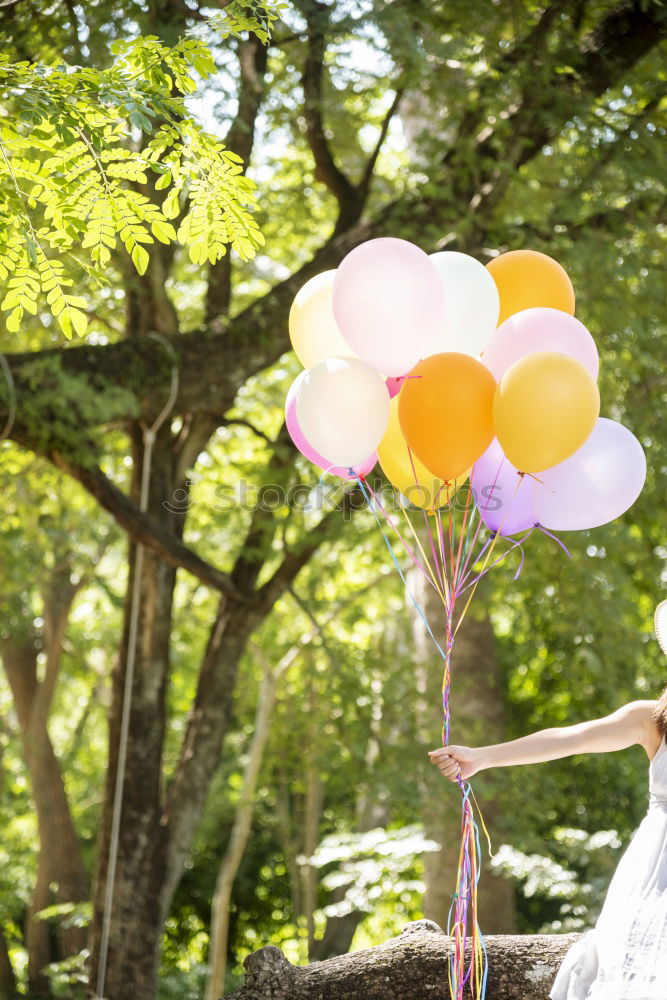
[550,738,667,999]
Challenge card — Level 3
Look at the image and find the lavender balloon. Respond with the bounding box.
[532,417,646,531]
[471,438,535,536]
[285,371,376,480]
[482,307,599,382]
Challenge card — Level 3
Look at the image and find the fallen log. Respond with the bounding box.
[226,921,581,1000]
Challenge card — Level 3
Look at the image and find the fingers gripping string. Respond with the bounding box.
[95,334,179,1000]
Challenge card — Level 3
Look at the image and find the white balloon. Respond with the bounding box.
[296,357,390,468]
[332,238,446,376]
[288,271,360,369]
[429,251,500,356]
[532,417,646,531]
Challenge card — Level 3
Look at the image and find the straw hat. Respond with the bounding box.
[655,600,667,656]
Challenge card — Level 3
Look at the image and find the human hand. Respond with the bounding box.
[427,745,484,782]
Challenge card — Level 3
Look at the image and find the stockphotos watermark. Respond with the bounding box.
[162,478,506,519]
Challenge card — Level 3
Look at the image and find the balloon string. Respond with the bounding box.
[452,465,530,635]
[359,475,506,1000]
[435,507,451,606]
[405,444,449,598]
[452,483,475,587]
[452,473,525,638]
[455,457,506,589]
[446,772,489,1000]
[455,534,492,593]
[360,479,440,586]
[356,476,449,661]
[401,503,449,606]
[536,523,573,559]
[423,502,448,598]
[456,528,534,596]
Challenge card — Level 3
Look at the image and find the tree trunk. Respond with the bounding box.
[226,921,579,1000]
[0,633,89,995]
[206,660,281,1000]
[89,424,177,1000]
[411,559,517,934]
[25,838,56,999]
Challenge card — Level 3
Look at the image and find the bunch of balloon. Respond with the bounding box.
[285,240,646,1000]
[478,251,646,537]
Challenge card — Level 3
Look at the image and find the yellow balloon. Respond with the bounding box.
[378,398,466,509]
[289,270,359,369]
[493,352,600,473]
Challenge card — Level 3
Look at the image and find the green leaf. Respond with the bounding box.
[131,244,150,274]
[151,219,177,244]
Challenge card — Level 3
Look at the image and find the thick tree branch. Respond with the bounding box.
[227,922,582,1000]
[444,0,667,224]
[358,88,404,202]
[430,0,577,160]
[49,456,246,601]
[301,1,361,218]
[32,564,85,731]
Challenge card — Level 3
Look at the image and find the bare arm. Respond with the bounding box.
[428,700,661,782]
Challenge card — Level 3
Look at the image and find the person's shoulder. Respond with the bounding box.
[617,700,661,755]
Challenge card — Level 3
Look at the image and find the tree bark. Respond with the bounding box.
[89,424,178,1000]
[226,921,580,1000]
[0,619,89,994]
[25,850,53,999]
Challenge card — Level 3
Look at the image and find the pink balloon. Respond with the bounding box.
[482,308,599,382]
[471,438,535,536]
[332,238,446,376]
[386,376,403,398]
[532,417,646,531]
[285,372,376,480]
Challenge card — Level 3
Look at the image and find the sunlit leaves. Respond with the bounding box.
[205,0,289,47]
[0,8,277,339]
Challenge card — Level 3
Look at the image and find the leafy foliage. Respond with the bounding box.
[0,4,278,339]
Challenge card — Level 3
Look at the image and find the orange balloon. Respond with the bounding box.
[486,250,575,325]
[493,352,600,473]
[398,353,496,481]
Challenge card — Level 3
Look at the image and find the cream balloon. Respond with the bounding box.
[296,357,390,468]
[429,251,500,356]
[288,271,359,369]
